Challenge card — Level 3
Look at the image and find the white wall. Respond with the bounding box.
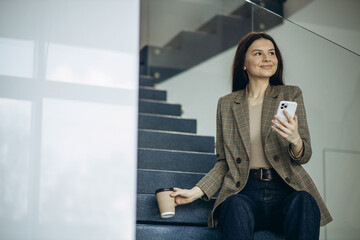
[0,0,139,239]
[284,0,360,54]
[157,47,233,136]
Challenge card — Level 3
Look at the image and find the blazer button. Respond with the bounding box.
[236,181,241,188]
[236,157,241,164]
[285,177,291,183]
[273,155,280,162]
[216,153,220,157]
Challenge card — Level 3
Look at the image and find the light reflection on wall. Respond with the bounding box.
[46,43,137,89]
[39,98,136,239]
[0,98,31,221]
[0,37,34,78]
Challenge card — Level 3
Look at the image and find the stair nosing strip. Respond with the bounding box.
[179,30,217,36]
[139,99,179,104]
[139,86,166,91]
[138,148,216,155]
[139,129,213,137]
[218,13,246,19]
[137,193,217,200]
[140,75,154,79]
[138,168,206,175]
[136,221,208,227]
[138,128,195,134]
[139,112,195,120]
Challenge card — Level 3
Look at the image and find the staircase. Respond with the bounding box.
[136,74,219,239]
[136,75,285,239]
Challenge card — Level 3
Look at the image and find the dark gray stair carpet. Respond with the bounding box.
[139,99,182,116]
[137,194,214,226]
[137,169,205,194]
[138,148,215,173]
[140,75,154,87]
[139,113,196,133]
[139,86,167,101]
[136,224,220,240]
[138,130,214,153]
[136,225,284,240]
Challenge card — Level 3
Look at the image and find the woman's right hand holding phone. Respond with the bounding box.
[170,186,204,206]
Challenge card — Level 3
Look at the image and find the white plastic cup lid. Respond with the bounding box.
[161,212,175,218]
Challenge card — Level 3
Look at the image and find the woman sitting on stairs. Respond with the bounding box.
[170,32,332,240]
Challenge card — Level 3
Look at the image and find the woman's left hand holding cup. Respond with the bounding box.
[170,186,204,206]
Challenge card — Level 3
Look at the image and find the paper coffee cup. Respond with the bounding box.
[155,188,175,218]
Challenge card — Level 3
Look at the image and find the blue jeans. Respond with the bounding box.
[218,178,321,240]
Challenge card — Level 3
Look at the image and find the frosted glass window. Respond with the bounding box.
[0,98,31,222]
[46,43,137,89]
[0,37,34,78]
[39,98,137,239]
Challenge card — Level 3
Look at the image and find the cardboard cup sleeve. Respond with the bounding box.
[155,188,175,218]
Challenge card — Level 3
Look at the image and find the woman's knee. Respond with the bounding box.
[284,191,320,216]
[290,191,317,205]
[219,194,256,232]
[221,194,254,214]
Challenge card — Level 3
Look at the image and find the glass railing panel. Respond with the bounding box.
[250,3,360,239]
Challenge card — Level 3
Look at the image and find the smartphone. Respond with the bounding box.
[275,101,297,122]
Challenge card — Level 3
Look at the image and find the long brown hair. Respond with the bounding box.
[232,32,284,92]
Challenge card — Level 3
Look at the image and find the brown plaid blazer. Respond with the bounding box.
[196,84,333,228]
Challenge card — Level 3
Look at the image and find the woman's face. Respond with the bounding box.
[243,38,278,81]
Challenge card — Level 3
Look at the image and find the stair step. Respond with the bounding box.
[196,14,251,49]
[136,224,284,240]
[138,130,214,153]
[136,194,214,226]
[139,113,196,133]
[140,75,154,87]
[140,46,185,69]
[136,224,220,240]
[139,86,167,101]
[137,169,205,194]
[139,99,181,116]
[144,66,184,83]
[137,224,285,240]
[164,30,218,50]
[231,1,251,18]
[197,14,247,34]
[138,148,215,173]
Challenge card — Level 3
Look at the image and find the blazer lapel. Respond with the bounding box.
[232,90,251,159]
[261,85,279,144]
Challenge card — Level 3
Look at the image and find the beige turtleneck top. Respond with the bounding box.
[249,103,272,169]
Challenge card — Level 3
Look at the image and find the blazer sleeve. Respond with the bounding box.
[196,97,229,200]
[290,86,312,164]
